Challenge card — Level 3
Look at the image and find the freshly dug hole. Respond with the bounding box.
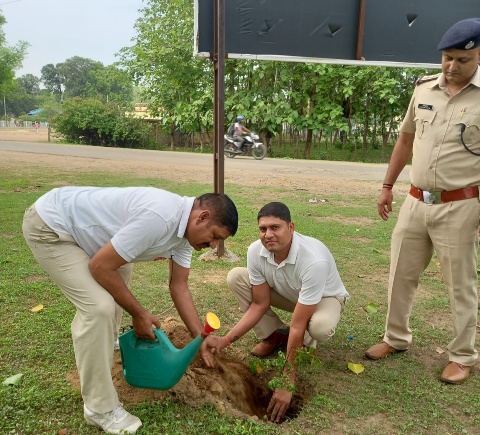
[67,318,308,422]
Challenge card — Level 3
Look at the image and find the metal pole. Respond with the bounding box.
[213,0,226,256]
[355,0,367,61]
[3,94,6,120]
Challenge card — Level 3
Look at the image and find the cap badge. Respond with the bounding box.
[465,41,475,49]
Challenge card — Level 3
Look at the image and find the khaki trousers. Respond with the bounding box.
[227,267,345,347]
[22,205,132,414]
[384,195,479,366]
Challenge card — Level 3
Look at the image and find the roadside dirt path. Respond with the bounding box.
[0,128,409,199]
[0,127,49,142]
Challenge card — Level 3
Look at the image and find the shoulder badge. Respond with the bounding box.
[415,73,441,86]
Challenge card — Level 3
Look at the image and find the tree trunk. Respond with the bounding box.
[304,129,312,160]
[362,88,370,153]
[304,70,317,160]
[170,124,175,150]
[199,131,204,152]
[296,133,299,159]
[353,135,358,162]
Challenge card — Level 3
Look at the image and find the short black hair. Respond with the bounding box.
[257,202,291,223]
[197,193,238,236]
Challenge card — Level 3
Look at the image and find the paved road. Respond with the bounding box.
[0,141,410,182]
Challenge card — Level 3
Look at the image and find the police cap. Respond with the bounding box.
[437,18,480,51]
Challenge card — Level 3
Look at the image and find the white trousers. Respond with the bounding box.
[22,205,132,414]
[227,267,345,347]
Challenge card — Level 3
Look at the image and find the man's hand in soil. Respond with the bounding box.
[267,388,292,423]
[200,336,218,368]
[205,335,230,354]
[131,310,161,340]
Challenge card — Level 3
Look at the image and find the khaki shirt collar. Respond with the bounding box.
[437,66,480,90]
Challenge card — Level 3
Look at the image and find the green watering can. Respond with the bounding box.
[119,312,220,390]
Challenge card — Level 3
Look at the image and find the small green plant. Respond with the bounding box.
[249,348,321,394]
[268,373,296,394]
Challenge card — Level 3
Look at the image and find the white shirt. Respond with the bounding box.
[234,122,244,136]
[247,232,349,305]
[35,186,195,268]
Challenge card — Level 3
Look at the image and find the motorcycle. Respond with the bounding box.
[224,132,267,160]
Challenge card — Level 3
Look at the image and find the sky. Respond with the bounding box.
[1,0,144,78]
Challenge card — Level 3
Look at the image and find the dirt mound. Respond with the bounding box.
[67,318,309,422]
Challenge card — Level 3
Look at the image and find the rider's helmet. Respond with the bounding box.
[236,115,245,122]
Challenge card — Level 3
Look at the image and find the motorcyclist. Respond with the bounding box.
[233,115,251,151]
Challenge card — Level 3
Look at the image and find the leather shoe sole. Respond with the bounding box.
[365,341,407,360]
[440,362,473,384]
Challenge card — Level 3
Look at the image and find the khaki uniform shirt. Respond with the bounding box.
[399,67,480,191]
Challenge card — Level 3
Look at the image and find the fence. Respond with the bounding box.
[0,121,49,128]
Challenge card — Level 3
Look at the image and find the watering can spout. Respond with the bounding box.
[119,312,220,390]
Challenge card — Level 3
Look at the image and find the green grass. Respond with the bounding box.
[1,163,479,434]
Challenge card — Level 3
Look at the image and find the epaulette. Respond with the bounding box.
[415,73,441,86]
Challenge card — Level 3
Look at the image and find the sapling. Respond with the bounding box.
[249,347,320,394]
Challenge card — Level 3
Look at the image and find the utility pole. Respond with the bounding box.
[212,0,226,257]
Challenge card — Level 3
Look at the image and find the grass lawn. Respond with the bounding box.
[1,160,479,434]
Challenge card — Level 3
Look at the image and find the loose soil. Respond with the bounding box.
[1,129,397,424]
[67,318,308,422]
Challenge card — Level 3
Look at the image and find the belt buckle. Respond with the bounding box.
[422,190,441,204]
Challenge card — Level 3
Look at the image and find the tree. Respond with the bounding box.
[6,75,43,117]
[51,97,154,148]
[17,74,41,95]
[41,64,63,100]
[84,65,133,102]
[115,0,438,160]
[5,86,34,117]
[41,59,133,103]
[33,96,62,122]
[118,0,213,146]
[59,56,104,98]
[0,13,28,117]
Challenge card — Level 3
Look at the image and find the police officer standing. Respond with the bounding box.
[365,18,480,384]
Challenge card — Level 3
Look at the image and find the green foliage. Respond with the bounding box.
[119,0,213,139]
[60,56,104,99]
[0,12,28,113]
[41,58,133,102]
[51,97,155,148]
[40,63,63,98]
[16,74,41,95]
[6,74,48,119]
[85,65,133,102]
[4,85,35,117]
[268,373,296,394]
[249,348,321,394]
[12,94,62,121]
[119,1,439,156]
